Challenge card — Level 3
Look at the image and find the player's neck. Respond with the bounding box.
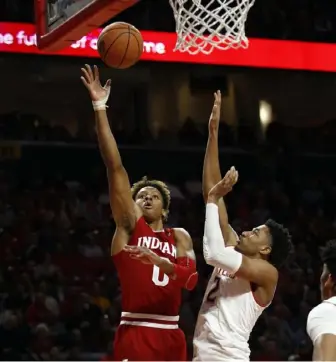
[147,219,164,231]
[323,294,336,301]
[329,291,336,298]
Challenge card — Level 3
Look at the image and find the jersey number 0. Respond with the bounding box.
[152,257,170,287]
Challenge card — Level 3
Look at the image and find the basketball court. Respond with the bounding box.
[34,0,254,54]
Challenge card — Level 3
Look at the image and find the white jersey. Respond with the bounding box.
[307,296,336,345]
[193,267,270,361]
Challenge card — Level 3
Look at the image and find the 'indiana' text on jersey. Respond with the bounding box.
[112,217,182,316]
[137,236,177,258]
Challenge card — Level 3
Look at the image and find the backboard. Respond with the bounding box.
[34,0,139,51]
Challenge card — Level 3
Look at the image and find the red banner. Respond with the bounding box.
[1,22,336,72]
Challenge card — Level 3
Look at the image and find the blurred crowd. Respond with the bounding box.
[0,144,335,360]
[1,112,336,154]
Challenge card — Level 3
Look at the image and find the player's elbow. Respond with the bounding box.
[204,253,221,268]
[202,190,214,203]
[203,244,243,274]
[201,178,215,202]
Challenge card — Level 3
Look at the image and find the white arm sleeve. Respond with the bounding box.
[307,302,336,344]
[203,203,242,274]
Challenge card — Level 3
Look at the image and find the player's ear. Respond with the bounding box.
[325,274,334,289]
[259,245,271,256]
[162,209,168,221]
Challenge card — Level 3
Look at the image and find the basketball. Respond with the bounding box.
[97,22,143,69]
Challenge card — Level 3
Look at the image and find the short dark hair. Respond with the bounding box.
[131,176,171,211]
[265,219,293,269]
[321,240,336,280]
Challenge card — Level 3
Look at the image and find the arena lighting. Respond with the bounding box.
[259,100,273,128]
[2,22,336,72]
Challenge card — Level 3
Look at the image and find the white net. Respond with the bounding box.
[169,0,256,55]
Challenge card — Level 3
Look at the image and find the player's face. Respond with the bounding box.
[135,187,165,222]
[235,225,271,257]
[320,263,334,300]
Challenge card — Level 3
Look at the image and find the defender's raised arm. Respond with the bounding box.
[203,90,238,246]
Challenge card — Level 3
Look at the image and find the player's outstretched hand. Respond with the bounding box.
[208,166,238,201]
[124,245,161,265]
[208,90,221,135]
[80,64,111,102]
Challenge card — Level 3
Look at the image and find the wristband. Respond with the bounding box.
[92,100,109,111]
[92,84,111,111]
[173,257,198,291]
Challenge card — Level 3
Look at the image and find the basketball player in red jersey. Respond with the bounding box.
[80,64,198,361]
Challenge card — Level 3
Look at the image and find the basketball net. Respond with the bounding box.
[169,0,256,55]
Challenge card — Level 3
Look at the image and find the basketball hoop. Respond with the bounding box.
[169,0,256,55]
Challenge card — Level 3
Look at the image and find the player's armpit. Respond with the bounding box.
[112,226,134,255]
[313,334,336,361]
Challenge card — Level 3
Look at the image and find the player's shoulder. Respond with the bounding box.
[172,227,191,238]
[172,228,192,243]
[307,301,336,332]
[307,301,336,343]
[308,301,330,320]
[172,228,193,250]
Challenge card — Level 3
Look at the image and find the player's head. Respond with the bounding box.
[320,240,336,300]
[235,219,292,269]
[131,177,171,223]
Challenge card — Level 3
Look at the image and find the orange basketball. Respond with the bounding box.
[97,22,143,69]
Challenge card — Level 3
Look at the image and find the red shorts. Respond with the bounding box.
[113,325,187,361]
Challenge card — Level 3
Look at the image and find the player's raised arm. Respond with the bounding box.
[81,65,141,234]
[203,90,238,246]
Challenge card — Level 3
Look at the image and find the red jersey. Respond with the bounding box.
[112,217,182,316]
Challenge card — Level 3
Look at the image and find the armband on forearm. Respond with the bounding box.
[203,203,242,273]
[172,257,198,291]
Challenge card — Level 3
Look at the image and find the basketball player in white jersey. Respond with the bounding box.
[307,240,336,361]
[193,91,293,361]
